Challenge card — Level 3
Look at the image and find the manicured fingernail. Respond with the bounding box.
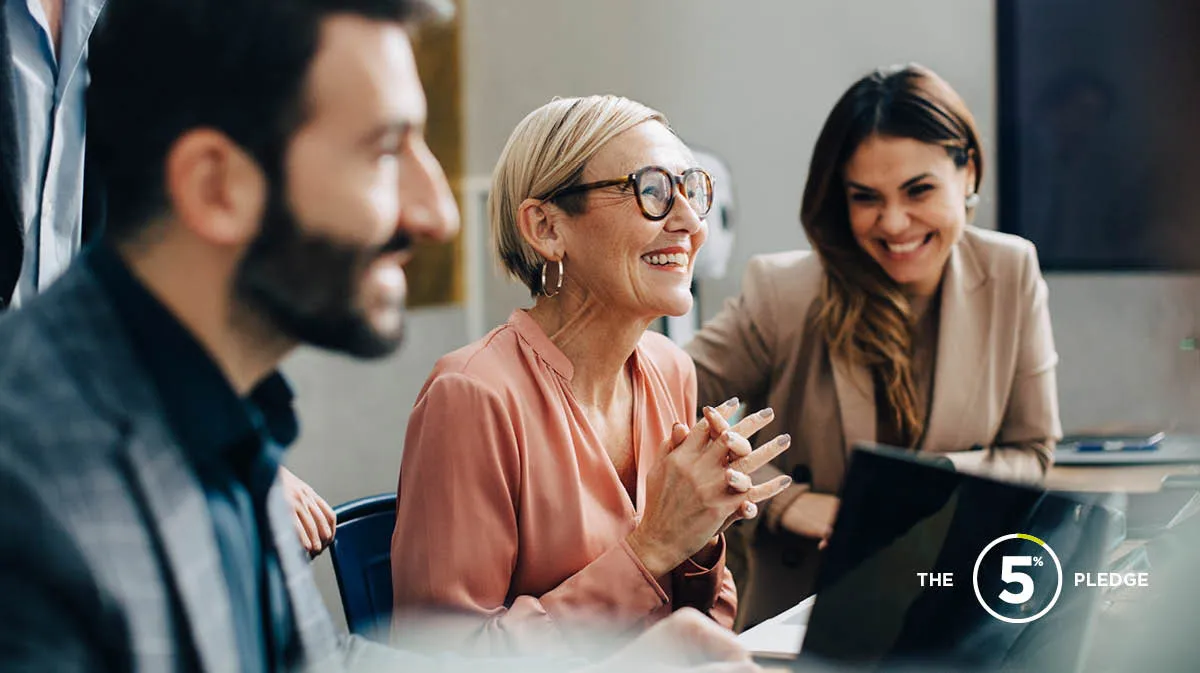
[782,477,793,488]
[777,434,792,447]
[758,407,774,420]
[723,431,741,447]
[722,397,739,408]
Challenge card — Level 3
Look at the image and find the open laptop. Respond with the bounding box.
[742,444,1116,671]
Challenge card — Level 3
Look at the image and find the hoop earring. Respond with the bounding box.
[965,192,980,209]
[540,259,564,297]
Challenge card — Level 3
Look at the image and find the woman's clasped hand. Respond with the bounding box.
[628,397,794,577]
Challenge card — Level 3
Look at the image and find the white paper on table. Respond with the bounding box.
[735,595,816,660]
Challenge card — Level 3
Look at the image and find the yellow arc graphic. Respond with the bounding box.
[1016,533,1047,547]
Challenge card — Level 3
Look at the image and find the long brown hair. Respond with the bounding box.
[800,64,983,446]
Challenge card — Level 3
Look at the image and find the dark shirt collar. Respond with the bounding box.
[86,245,298,469]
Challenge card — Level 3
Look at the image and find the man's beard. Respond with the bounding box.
[234,186,410,359]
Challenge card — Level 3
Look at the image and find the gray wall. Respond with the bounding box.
[287,0,1200,628]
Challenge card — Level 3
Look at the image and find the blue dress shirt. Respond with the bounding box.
[5,0,105,306]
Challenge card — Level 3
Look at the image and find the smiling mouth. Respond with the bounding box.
[881,232,935,255]
[641,252,690,268]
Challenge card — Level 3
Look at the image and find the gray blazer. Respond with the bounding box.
[0,262,435,672]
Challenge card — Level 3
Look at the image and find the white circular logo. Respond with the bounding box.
[972,533,1063,624]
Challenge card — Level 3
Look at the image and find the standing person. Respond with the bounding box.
[687,64,1060,628]
[0,0,105,309]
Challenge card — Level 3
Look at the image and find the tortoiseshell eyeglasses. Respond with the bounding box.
[541,165,714,221]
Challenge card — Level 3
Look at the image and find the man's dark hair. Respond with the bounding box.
[88,0,452,241]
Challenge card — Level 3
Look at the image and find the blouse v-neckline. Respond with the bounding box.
[508,310,648,518]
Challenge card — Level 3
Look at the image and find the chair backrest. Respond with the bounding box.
[328,493,397,640]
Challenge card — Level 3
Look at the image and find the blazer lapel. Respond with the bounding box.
[923,239,991,452]
[121,429,242,673]
[50,266,240,672]
[68,0,107,246]
[831,352,876,458]
[0,1,25,307]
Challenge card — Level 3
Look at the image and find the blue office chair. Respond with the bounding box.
[329,493,397,640]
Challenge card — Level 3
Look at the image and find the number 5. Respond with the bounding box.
[999,556,1034,605]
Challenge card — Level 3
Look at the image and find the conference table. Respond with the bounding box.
[1047,434,1200,492]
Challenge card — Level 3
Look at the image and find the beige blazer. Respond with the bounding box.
[685,226,1062,626]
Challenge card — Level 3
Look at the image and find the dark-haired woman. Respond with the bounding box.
[686,63,1060,627]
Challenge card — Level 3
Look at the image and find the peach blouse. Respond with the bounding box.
[391,310,736,656]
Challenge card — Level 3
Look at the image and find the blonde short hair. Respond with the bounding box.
[489,95,668,295]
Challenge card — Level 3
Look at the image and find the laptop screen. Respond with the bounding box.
[799,445,1115,671]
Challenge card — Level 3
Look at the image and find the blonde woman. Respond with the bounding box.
[687,64,1061,627]
[390,96,792,655]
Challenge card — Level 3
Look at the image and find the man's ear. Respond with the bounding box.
[515,198,566,261]
[164,129,267,246]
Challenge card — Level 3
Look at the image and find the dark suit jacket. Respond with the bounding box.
[0,262,517,672]
[0,0,105,310]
